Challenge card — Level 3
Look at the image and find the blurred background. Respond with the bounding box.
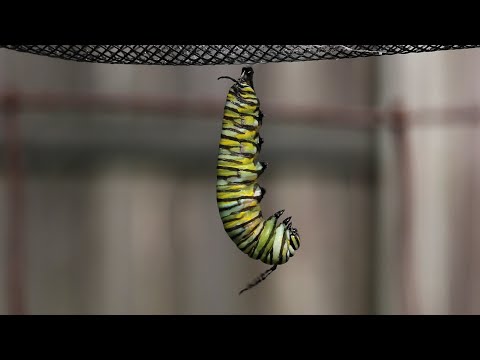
[1,47,480,314]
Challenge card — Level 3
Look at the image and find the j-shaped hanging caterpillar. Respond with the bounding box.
[216,67,301,294]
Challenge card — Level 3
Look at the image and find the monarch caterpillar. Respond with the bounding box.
[217,67,301,295]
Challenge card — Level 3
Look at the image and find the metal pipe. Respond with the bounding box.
[2,91,26,315]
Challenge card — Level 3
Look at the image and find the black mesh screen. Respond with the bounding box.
[1,45,479,66]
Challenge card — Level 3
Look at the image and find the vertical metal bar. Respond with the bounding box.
[3,92,26,315]
[447,110,477,314]
[465,110,480,313]
[367,57,380,315]
[367,115,382,315]
[392,103,417,314]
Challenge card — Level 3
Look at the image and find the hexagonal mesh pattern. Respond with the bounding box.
[1,45,479,65]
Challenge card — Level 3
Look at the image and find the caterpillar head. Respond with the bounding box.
[290,228,301,250]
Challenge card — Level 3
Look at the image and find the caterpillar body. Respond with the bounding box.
[216,67,301,294]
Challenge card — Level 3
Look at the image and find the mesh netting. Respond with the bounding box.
[1,45,479,66]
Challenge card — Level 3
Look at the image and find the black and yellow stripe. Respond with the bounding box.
[216,67,301,295]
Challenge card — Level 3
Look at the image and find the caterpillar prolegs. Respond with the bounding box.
[216,67,301,294]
